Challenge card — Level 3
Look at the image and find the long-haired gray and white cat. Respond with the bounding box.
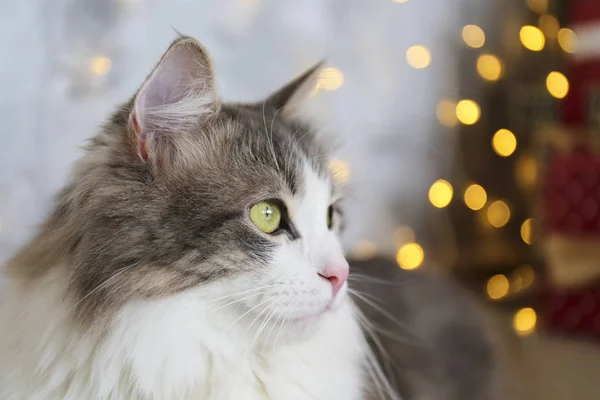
[0,36,387,399]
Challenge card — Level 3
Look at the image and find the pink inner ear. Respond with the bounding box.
[131,113,149,162]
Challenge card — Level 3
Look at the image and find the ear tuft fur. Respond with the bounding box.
[130,36,219,163]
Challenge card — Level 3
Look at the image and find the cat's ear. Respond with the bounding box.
[266,62,323,120]
[130,36,219,163]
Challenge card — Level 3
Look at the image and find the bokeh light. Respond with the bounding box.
[464,184,487,211]
[511,265,536,294]
[393,226,416,247]
[487,274,509,300]
[558,28,577,54]
[520,25,545,51]
[462,25,486,48]
[492,129,517,157]
[406,45,431,69]
[351,240,378,261]
[487,200,510,228]
[517,265,536,289]
[436,100,459,127]
[317,67,344,91]
[428,179,453,208]
[521,218,533,245]
[477,54,503,81]
[513,307,537,335]
[527,0,548,14]
[456,100,481,125]
[515,153,538,190]
[396,242,424,270]
[89,55,112,76]
[328,159,351,184]
[539,14,560,39]
[546,71,569,99]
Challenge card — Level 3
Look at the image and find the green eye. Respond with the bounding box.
[250,201,281,233]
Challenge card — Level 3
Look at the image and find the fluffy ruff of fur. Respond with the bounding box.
[0,266,366,399]
[0,36,370,399]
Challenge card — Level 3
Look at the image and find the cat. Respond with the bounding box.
[0,36,375,399]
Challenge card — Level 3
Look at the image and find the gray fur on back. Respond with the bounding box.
[351,258,499,400]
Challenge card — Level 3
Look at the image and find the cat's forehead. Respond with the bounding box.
[192,103,332,202]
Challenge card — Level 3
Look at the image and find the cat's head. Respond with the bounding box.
[55,37,348,342]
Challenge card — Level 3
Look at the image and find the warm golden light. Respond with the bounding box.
[396,243,424,270]
[487,200,510,228]
[527,0,548,14]
[351,241,378,261]
[513,307,537,335]
[520,25,545,51]
[539,14,560,39]
[558,28,577,54]
[464,184,487,211]
[492,129,517,157]
[428,180,453,209]
[436,100,459,127]
[546,71,569,99]
[462,25,486,48]
[89,55,112,76]
[515,153,537,190]
[406,45,431,69]
[518,265,536,289]
[317,67,344,91]
[328,159,351,184]
[476,54,503,82]
[393,0,408,3]
[393,226,416,247]
[521,218,533,245]
[456,100,481,125]
[511,265,536,294]
[487,274,509,300]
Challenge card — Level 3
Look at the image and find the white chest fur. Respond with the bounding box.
[0,268,366,400]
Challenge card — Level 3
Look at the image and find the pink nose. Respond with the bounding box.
[318,264,349,297]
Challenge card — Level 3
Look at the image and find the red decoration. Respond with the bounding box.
[540,0,600,341]
[544,151,600,235]
[544,280,600,341]
[570,0,600,26]
[561,0,600,126]
[561,60,600,126]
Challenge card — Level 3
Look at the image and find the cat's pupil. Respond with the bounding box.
[263,206,272,220]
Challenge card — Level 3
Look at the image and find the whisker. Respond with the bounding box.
[284,121,311,179]
[242,302,275,357]
[262,100,280,172]
[273,292,304,349]
[349,289,417,340]
[225,296,273,331]
[42,263,138,339]
[245,299,281,356]
[203,284,277,305]
[355,308,401,388]
[351,303,402,400]
[206,290,268,316]
[349,272,418,287]
[261,301,286,352]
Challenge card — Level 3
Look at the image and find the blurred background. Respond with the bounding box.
[3,0,600,398]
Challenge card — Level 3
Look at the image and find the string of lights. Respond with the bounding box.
[331,0,577,337]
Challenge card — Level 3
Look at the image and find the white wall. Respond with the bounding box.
[0,0,490,261]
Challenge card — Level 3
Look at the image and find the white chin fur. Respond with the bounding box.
[0,267,367,400]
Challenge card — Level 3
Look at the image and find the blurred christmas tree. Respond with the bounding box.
[439,0,570,316]
[434,0,600,341]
